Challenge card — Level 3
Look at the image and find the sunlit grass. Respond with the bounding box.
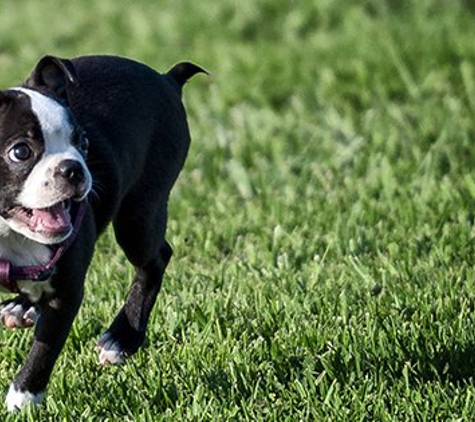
[1,0,475,420]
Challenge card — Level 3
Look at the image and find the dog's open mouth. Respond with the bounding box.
[5,200,72,239]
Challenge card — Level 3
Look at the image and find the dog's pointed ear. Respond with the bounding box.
[25,56,77,104]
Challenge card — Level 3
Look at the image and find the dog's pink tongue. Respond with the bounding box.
[30,204,71,233]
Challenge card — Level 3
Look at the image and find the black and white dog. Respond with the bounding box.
[0,55,205,410]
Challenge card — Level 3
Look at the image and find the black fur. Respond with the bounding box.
[167,62,208,88]
[0,91,46,217]
[4,55,205,400]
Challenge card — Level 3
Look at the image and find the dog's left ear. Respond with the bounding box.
[25,55,77,104]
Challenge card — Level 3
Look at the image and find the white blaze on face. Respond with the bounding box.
[13,88,90,209]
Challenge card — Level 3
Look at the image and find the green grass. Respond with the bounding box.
[1,0,475,420]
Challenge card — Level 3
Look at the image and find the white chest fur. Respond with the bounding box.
[0,219,54,301]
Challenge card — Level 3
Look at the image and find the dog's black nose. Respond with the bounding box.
[55,159,85,186]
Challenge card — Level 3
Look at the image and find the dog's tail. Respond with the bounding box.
[167,62,208,88]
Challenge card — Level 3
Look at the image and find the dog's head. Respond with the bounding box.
[0,56,91,245]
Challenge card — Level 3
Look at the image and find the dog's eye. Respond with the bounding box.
[8,142,32,162]
[80,135,89,153]
[74,132,89,157]
[78,135,89,159]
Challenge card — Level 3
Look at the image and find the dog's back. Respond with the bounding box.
[65,56,205,232]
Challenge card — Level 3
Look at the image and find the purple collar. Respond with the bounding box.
[0,201,87,293]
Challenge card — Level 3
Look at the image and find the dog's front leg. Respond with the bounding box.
[6,280,83,411]
[5,213,95,412]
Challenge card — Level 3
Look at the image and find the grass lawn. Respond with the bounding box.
[1,0,475,420]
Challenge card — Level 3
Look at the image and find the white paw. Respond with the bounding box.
[97,346,126,365]
[6,384,44,412]
[0,302,38,328]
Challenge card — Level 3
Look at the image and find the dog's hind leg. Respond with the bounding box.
[96,200,171,364]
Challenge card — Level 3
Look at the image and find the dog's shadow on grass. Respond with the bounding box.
[410,342,475,383]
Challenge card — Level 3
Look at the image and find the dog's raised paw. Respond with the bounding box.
[0,298,38,329]
[96,332,127,365]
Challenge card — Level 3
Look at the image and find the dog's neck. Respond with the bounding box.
[0,219,52,267]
